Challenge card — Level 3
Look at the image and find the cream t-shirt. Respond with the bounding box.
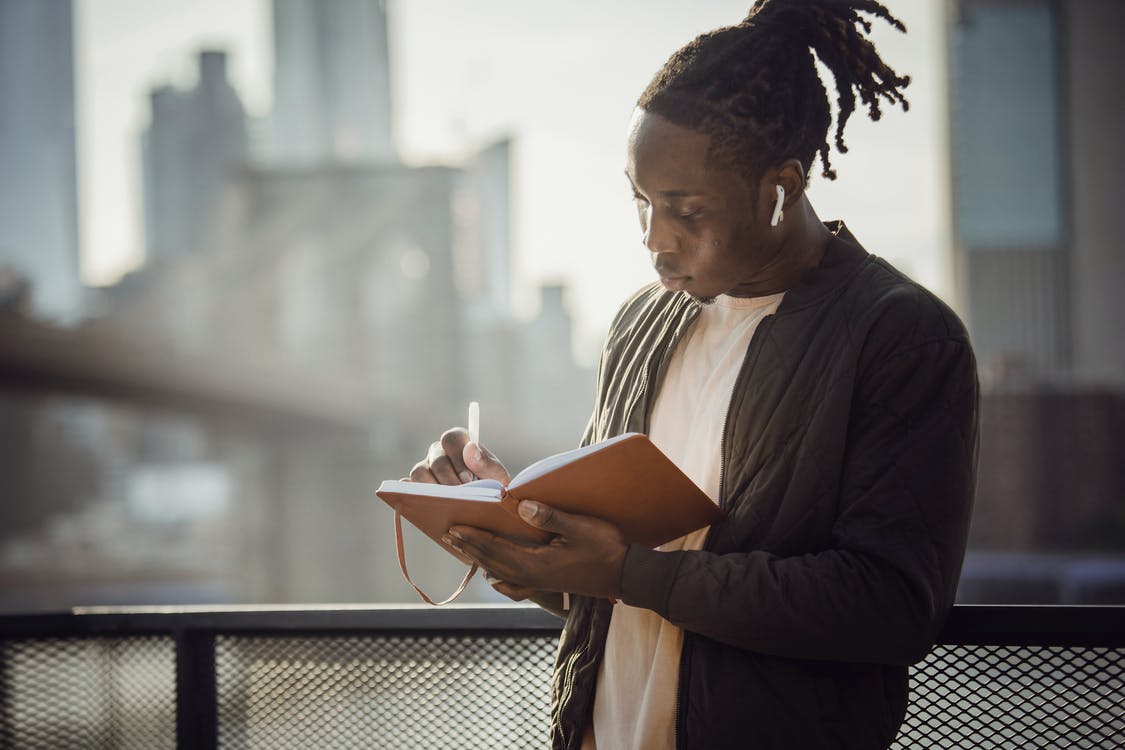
[581,291,784,750]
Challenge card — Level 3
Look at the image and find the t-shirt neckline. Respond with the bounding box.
[711,291,786,311]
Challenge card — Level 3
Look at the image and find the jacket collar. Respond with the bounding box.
[775,220,870,314]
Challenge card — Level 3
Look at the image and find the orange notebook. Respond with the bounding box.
[376,433,724,604]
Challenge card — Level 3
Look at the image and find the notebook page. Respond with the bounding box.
[509,433,639,488]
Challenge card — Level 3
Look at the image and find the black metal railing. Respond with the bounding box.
[1,604,1122,749]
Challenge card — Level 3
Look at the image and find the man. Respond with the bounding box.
[410,1,978,747]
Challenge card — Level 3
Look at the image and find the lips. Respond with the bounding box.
[654,259,689,290]
[659,274,689,291]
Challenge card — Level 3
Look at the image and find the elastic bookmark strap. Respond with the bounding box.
[394,510,477,606]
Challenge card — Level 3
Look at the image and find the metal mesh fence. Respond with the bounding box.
[0,636,176,750]
[894,644,1125,750]
[214,634,556,750]
[2,628,1122,749]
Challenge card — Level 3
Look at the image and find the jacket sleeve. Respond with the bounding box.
[618,335,979,666]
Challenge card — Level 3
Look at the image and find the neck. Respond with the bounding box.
[727,197,832,298]
[779,198,833,277]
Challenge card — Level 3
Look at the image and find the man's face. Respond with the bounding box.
[625,108,780,300]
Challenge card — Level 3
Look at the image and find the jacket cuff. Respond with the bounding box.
[619,544,683,615]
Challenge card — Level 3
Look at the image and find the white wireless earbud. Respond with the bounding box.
[770,184,785,227]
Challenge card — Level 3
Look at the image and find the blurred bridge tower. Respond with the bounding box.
[270,0,395,165]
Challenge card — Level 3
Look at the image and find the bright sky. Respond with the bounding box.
[76,0,950,361]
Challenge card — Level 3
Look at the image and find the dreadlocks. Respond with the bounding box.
[637,0,911,185]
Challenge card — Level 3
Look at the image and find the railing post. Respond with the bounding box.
[175,628,218,749]
[0,638,8,743]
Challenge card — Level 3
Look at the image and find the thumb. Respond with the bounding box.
[516,499,586,535]
[463,442,511,484]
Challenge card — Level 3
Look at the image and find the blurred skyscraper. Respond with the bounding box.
[0,0,82,322]
[949,0,1125,386]
[455,139,513,321]
[141,50,250,265]
[269,0,394,164]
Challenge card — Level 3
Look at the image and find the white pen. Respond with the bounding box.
[468,401,480,446]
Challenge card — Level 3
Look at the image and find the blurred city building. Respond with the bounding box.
[0,0,83,322]
[948,0,1125,600]
[972,391,1124,553]
[268,0,394,165]
[455,139,513,321]
[142,50,250,265]
[950,0,1124,385]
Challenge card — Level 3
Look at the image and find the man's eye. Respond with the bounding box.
[632,193,649,205]
[678,209,702,220]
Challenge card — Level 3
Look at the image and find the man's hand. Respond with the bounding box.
[406,428,535,602]
[408,428,510,486]
[443,499,629,600]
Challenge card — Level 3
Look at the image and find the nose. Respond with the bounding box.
[642,207,677,254]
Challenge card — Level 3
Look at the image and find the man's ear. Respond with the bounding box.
[774,159,807,210]
[759,159,808,214]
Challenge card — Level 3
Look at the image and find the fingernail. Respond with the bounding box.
[518,500,538,521]
[468,444,482,463]
[448,529,464,540]
[459,470,473,483]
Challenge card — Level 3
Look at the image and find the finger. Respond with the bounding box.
[409,461,438,484]
[444,526,533,583]
[516,499,566,532]
[463,441,511,484]
[490,580,537,602]
[439,428,475,483]
[443,526,501,565]
[517,500,615,539]
[426,441,461,485]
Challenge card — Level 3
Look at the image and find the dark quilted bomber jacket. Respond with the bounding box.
[551,223,979,750]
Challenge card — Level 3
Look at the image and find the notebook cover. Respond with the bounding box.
[376,434,724,561]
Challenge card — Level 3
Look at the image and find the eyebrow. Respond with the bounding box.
[624,171,709,199]
[657,189,708,198]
